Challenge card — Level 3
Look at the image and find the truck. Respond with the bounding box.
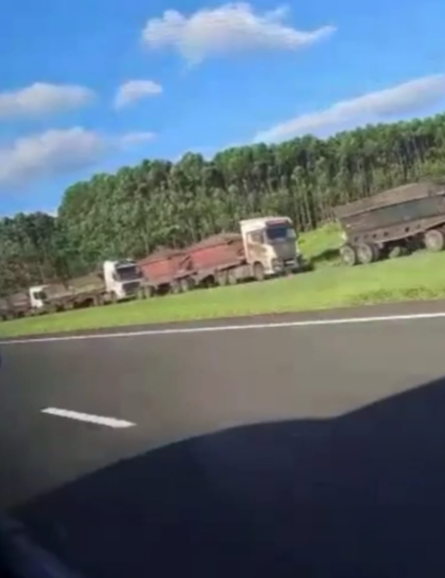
[1,260,141,319]
[333,180,445,266]
[138,216,305,297]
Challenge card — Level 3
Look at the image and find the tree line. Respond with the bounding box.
[1,113,445,296]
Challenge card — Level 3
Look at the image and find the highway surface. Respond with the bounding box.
[2,301,445,577]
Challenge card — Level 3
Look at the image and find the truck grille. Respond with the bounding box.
[123,281,140,295]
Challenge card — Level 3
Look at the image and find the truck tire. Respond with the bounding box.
[227,269,237,285]
[388,244,408,259]
[424,229,445,252]
[139,286,154,299]
[170,281,181,295]
[339,244,358,266]
[216,270,228,286]
[180,278,192,292]
[357,242,379,265]
[253,262,265,282]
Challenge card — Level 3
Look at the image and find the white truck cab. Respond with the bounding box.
[103,260,141,300]
[240,216,300,276]
[28,285,48,309]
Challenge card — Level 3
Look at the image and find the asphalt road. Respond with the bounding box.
[2,302,445,577]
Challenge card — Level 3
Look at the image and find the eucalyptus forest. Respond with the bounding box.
[2,114,445,295]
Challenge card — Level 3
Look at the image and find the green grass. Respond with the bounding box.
[2,223,445,338]
[299,222,344,267]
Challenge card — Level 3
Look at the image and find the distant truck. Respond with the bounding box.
[333,181,445,265]
[1,260,141,319]
[138,216,305,297]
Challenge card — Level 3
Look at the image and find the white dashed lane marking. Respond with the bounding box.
[41,407,136,429]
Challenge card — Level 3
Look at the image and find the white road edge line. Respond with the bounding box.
[3,310,445,345]
[41,407,136,428]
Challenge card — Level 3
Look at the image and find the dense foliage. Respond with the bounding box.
[2,114,445,295]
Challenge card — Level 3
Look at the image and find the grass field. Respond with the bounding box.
[2,223,445,338]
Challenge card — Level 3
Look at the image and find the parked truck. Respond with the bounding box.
[333,180,445,266]
[1,260,141,319]
[138,216,305,297]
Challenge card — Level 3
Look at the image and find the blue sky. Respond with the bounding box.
[1,0,445,216]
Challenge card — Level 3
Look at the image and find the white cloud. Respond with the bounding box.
[0,128,107,186]
[0,128,156,188]
[142,3,335,64]
[0,83,95,120]
[254,74,445,143]
[114,80,163,109]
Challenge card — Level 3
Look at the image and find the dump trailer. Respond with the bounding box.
[138,216,305,297]
[137,249,192,297]
[0,292,32,320]
[333,181,445,266]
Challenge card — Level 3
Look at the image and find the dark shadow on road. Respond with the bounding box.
[11,376,445,578]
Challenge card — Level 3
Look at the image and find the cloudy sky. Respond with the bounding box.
[1,0,445,215]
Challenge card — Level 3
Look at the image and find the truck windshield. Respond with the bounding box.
[266,225,296,241]
[32,290,47,301]
[116,266,138,281]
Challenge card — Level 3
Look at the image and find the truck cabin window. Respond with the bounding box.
[266,224,295,241]
[248,231,265,244]
[32,290,46,301]
[115,266,138,281]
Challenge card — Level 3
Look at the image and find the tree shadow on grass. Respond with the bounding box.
[309,247,341,267]
[12,376,445,578]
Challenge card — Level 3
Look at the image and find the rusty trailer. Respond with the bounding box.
[333,181,445,265]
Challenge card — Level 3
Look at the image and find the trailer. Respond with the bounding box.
[333,180,445,265]
[0,292,32,320]
[26,260,141,315]
[137,249,192,298]
[138,216,305,297]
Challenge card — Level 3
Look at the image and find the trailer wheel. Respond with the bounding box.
[216,270,228,286]
[180,278,192,292]
[388,244,408,259]
[339,244,358,266]
[139,286,154,299]
[227,269,237,285]
[424,229,445,252]
[253,262,265,282]
[170,281,181,294]
[357,243,379,265]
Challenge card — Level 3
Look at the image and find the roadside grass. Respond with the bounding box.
[2,223,445,338]
[299,223,343,267]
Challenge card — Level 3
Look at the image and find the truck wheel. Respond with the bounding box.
[180,278,192,292]
[339,244,358,266]
[253,262,265,282]
[424,229,445,252]
[227,269,237,285]
[357,243,378,265]
[217,271,228,286]
[170,281,181,294]
[388,245,407,259]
